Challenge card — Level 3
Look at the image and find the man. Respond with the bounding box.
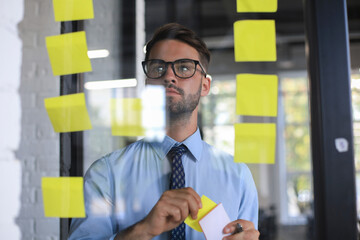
[69,23,259,240]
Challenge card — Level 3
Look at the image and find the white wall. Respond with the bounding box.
[0,1,23,238]
[15,0,60,238]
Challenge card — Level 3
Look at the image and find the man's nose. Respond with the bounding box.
[163,64,177,84]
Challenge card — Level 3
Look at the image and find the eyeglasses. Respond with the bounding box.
[142,59,207,79]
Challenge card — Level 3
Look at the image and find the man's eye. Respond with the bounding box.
[180,65,190,71]
[177,63,194,73]
[149,65,164,73]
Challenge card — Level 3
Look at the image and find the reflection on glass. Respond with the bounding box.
[281,75,312,222]
[84,85,165,170]
[351,73,360,217]
[111,98,145,137]
[141,86,166,142]
[202,74,313,228]
[87,49,110,59]
[202,79,236,155]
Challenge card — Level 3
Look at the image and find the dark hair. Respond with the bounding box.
[145,23,211,70]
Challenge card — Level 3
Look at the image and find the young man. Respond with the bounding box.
[69,23,259,240]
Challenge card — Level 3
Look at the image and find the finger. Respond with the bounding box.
[176,188,201,219]
[223,219,255,234]
[163,191,199,220]
[184,187,202,208]
[170,198,190,221]
[165,188,201,208]
[186,195,200,219]
[168,207,182,222]
[177,188,201,219]
[157,199,183,222]
[223,229,260,240]
[237,219,255,230]
[165,189,201,219]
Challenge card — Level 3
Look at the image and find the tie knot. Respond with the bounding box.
[168,144,187,159]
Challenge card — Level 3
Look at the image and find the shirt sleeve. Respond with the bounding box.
[68,157,117,239]
[238,164,259,230]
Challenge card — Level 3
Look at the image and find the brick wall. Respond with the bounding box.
[16,0,60,239]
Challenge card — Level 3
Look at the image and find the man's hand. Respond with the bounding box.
[115,187,202,240]
[143,187,202,237]
[222,219,260,240]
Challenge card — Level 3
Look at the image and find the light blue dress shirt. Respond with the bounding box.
[69,129,258,239]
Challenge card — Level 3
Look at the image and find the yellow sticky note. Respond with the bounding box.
[237,0,277,12]
[234,123,276,164]
[111,98,145,137]
[185,195,217,232]
[46,31,92,76]
[53,0,94,22]
[234,20,277,62]
[44,93,92,132]
[41,177,85,218]
[236,74,278,116]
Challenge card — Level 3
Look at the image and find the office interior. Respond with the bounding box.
[1,0,360,239]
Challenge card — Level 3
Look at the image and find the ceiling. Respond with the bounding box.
[145,0,360,43]
[144,0,360,73]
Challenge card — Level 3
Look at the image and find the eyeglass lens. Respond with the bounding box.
[144,59,198,79]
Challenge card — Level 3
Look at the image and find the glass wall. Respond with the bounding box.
[352,72,360,217]
[79,0,360,239]
[82,1,314,239]
[7,0,359,239]
[349,2,360,219]
[83,0,138,171]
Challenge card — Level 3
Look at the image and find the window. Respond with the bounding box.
[278,72,312,224]
[201,75,237,155]
[201,72,313,227]
[351,72,360,216]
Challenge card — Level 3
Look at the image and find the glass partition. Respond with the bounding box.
[10,0,359,239]
[79,0,360,239]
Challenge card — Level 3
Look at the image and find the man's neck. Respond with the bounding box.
[166,111,198,142]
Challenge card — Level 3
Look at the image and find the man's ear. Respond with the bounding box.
[201,74,212,97]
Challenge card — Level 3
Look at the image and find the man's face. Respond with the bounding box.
[146,40,210,119]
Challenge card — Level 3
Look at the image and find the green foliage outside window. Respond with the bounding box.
[281,76,312,216]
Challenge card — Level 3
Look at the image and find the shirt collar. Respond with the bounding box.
[182,128,203,161]
[149,128,203,162]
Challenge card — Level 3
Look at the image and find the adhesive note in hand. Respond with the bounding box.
[199,203,231,240]
[111,98,145,137]
[46,31,92,76]
[44,93,92,133]
[41,177,85,218]
[236,74,278,117]
[52,0,94,22]
[237,0,277,12]
[234,20,277,62]
[235,123,276,164]
[185,195,217,232]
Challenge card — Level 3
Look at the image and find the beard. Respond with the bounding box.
[166,82,201,120]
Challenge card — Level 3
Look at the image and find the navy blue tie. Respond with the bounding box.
[168,144,187,240]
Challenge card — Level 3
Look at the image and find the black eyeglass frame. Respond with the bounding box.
[142,58,207,79]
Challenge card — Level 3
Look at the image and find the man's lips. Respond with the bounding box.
[166,88,181,95]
